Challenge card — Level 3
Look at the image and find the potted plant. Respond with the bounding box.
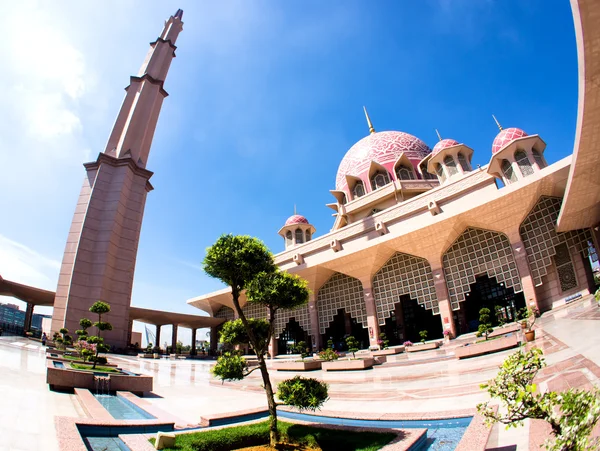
[443,329,452,343]
[522,306,539,342]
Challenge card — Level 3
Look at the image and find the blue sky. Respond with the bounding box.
[0,1,578,345]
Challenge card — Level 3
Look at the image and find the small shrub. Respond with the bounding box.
[345,336,359,359]
[477,308,493,340]
[419,330,428,344]
[277,376,329,411]
[212,352,248,381]
[378,333,389,350]
[403,341,413,347]
[294,341,309,360]
[318,348,339,362]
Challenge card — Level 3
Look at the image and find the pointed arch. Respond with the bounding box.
[372,252,439,325]
[274,305,311,339]
[316,273,366,335]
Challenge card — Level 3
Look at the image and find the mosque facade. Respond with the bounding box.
[189,110,599,355]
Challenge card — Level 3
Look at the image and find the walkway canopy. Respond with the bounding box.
[129,306,225,328]
[0,275,55,306]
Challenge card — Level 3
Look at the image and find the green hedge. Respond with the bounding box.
[150,420,396,451]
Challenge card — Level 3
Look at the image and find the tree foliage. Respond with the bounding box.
[277,376,329,412]
[246,271,310,311]
[345,336,359,359]
[477,308,493,340]
[419,330,428,344]
[88,301,112,369]
[477,348,600,451]
[295,341,309,360]
[212,352,250,381]
[219,318,270,352]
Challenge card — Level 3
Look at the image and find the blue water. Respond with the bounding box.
[94,394,155,420]
[52,361,65,369]
[84,436,130,451]
[277,411,471,451]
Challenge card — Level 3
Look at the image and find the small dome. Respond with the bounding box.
[336,131,431,192]
[432,139,460,156]
[285,215,309,226]
[492,128,528,154]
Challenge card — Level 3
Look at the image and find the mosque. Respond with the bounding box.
[188,109,599,355]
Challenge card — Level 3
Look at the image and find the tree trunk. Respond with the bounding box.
[257,354,279,446]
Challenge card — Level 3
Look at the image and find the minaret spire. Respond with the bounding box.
[103,11,184,168]
[363,106,376,134]
[435,129,443,142]
[492,114,503,131]
[294,204,297,215]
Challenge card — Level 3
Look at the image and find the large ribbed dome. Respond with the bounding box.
[335,131,431,191]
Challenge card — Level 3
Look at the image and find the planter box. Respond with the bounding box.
[406,342,440,353]
[455,334,519,360]
[488,325,520,338]
[372,346,405,357]
[46,360,153,396]
[321,358,374,371]
[46,355,118,368]
[273,360,322,371]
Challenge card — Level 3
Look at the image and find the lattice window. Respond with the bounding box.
[215,306,235,321]
[373,253,439,325]
[242,302,267,320]
[371,171,391,190]
[501,159,517,183]
[442,227,522,310]
[305,230,311,242]
[457,153,470,172]
[555,243,578,292]
[317,273,366,334]
[353,181,365,198]
[285,231,293,247]
[519,196,595,286]
[295,229,304,244]
[532,149,546,169]
[396,165,415,180]
[515,150,534,177]
[434,163,445,181]
[274,305,311,339]
[420,164,436,180]
[444,155,458,176]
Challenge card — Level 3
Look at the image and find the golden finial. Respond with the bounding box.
[435,129,443,142]
[492,114,503,131]
[363,106,375,134]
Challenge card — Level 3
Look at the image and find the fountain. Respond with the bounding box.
[94,375,110,395]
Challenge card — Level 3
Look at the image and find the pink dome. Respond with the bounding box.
[492,128,528,154]
[335,131,431,191]
[432,139,460,156]
[285,215,309,226]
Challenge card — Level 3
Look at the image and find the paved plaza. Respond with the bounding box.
[0,296,598,450]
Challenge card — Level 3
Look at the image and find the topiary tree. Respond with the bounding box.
[294,341,309,360]
[277,376,329,412]
[75,318,92,342]
[56,328,72,350]
[477,348,600,451]
[345,335,359,359]
[378,332,389,350]
[477,307,493,340]
[204,234,328,447]
[419,330,428,344]
[87,301,112,369]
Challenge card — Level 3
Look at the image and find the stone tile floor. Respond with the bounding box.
[0,295,598,450]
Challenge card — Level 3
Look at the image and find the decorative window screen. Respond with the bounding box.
[317,273,366,335]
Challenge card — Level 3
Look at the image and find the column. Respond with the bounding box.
[155,324,161,352]
[191,328,197,355]
[430,265,457,338]
[268,337,278,359]
[591,226,600,257]
[308,296,322,351]
[360,279,380,349]
[127,319,133,347]
[210,326,218,353]
[511,240,540,311]
[171,324,178,354]
[24,303,34,334]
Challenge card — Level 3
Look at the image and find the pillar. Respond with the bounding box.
[191,328,197,355]
[430,266,457,339]
[268,336,278,358]
[155,324,161,352]
[171,324,178,354]
[360,280,380,348]
[210,326,218,353]
[308,296,322,351]
[127,319,133,347]
[511,240,540,311]
[24,302,34,333]
[591,225,600,257]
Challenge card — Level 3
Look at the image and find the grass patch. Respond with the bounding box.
[475,334,513,344]
[70,363,120,373]
[149,420,395,451]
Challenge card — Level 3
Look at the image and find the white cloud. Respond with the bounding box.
[0,234,60,291]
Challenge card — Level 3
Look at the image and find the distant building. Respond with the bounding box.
[0,303,51,333]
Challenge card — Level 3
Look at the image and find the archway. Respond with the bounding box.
[278,318,311,355]
[322,308,369,351]
[455,275,525,334]
[382,294,443,344]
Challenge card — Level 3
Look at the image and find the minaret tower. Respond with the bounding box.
[51,10,184,348]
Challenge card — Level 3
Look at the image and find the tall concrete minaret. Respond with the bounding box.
[51,10,184,349]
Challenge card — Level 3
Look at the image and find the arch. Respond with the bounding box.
[434,163,445,182]
[295,228,304,244]
[420,163,436,180]
[274,305,311,339]
[370,170,391,190]
[305,230,311,242]
[457,152,470,172]
[444,155,458,176]
[519,196,595,287]
[372,252,439,326]
[442,227,522,310]
[316,273,366,335]
[352,181,365,198]
[285,230,293,246]
[501,159,517,183]
[396,165,415,180]
[532,149,546,169]
[515,150,534,177]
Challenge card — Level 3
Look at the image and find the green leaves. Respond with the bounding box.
[220,318,270,352]
[211,352,248,381]
[345,336,359,359]
[277,376,329,411]
[79,318,93,329]
[246,271,310,311]
[478,307,493,340]
[203,234,275,291]
[89,301,110,315]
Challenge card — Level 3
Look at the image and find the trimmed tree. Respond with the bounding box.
[477,348,600,451]
[87,301,113,369]
[295,341,309,361]
[477,307,493,340]
[419,330,428,344]
[345,336,359,359]
[205,234,328,447]
[75,318,92,342]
